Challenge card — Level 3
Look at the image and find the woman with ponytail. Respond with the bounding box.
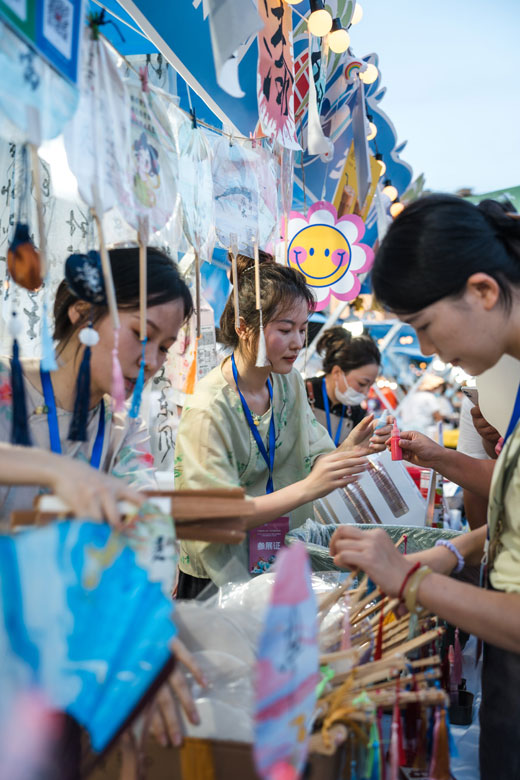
[175,251,378,597]
[306,326,381,446]
[0,246,192,527]
[330,195,520,779]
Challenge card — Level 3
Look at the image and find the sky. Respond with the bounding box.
[348,0,520,195]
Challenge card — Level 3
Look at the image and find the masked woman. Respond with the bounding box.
[305,326,380,446]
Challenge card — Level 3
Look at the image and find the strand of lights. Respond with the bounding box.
[328,17,350,52]
[308,0,333,36]
[366,113,377,140]
[390,199,404,218]
[382,179,398,201]
[375,152,386,178]
[351,3,363,24]
[359,62,378,84]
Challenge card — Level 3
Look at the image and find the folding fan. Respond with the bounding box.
[0,520,176,754]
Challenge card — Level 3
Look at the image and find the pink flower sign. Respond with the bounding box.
[283,201,374,310]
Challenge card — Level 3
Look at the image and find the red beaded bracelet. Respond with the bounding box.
[398,562,421,601]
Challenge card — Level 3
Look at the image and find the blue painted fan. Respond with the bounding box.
[0,520,176,755]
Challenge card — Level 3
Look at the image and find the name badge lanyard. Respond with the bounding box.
[231,354,275,494]
[322,377,346,447]
[40,367,105,470]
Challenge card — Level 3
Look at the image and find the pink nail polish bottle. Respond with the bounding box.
[391,421,403,461]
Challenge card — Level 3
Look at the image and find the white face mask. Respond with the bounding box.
[335,377,366,407]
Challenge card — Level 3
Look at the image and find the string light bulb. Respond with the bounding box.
[328,17,350,53]
[382,179,398,201]
[308,0,333,36]
[351,3,363,24]
[359,62,378,84]
[375,153,386,178]
[367,121,377,141]
[390,200,404,218]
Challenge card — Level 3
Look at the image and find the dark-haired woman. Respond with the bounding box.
[329,196,520,780]
[0,246,192,526]
[175,253,377,596]
[305,326,380,446]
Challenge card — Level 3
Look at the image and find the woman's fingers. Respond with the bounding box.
[171,639,207,688]
[169,668,200,726]
[156,685,184,746]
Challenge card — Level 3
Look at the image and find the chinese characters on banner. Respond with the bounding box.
[253,542,319,778]
[257,0,300,151]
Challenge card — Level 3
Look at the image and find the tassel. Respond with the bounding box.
[428,706,451,780]
[413,705,428,770]
[376,707,385,780]
[7,222,42,291]
[256,309,269,367]
[129,339,147,419]
[184,336,200,395]
[40,299,57,372]
[253,234,269,368]
[9,314,31,446]
[69,325,99,441]
[389,700,400,780]
[453,629,463,687]
[404,677,419,766]
[364,721,379,779]
[111,328,125,413]
[445,707,458,759]
[374,597,385,660]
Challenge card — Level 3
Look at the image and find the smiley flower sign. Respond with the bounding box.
[284,202,374,310]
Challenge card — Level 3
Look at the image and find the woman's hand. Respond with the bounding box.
[50,459,144,527]
[394,430,444,468]
[340,414,394,455]
[147,638,207,747]
[305,451,368,501]
[470,405,501,447]
[330,526,412,597]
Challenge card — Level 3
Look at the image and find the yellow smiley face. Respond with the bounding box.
[287,224,351,288]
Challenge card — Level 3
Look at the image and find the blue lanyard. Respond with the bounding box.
[231,354,275,494]
[503,382,520,445]
[322,377,346,447]
[39,367,105,470]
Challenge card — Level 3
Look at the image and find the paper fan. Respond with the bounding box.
[0,520,176,753]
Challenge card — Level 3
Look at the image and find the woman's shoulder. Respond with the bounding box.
[182,363,235,415]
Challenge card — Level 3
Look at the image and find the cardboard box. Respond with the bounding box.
[89,737,344,780]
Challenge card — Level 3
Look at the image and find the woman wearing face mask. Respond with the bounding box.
[0,246,192,527]
[306,327,381,446]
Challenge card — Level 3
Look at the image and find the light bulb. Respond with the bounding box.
[382,182,398,201]
[308,0,333,36]
[351,2,363,24]
[284,0,303,3]
[359,62,378,84]
[366,121,377,140]
[390,201,404,218]
[328,18,350,53]
[375,155,386,177]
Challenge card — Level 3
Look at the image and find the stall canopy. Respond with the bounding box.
[90,0,413,246]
